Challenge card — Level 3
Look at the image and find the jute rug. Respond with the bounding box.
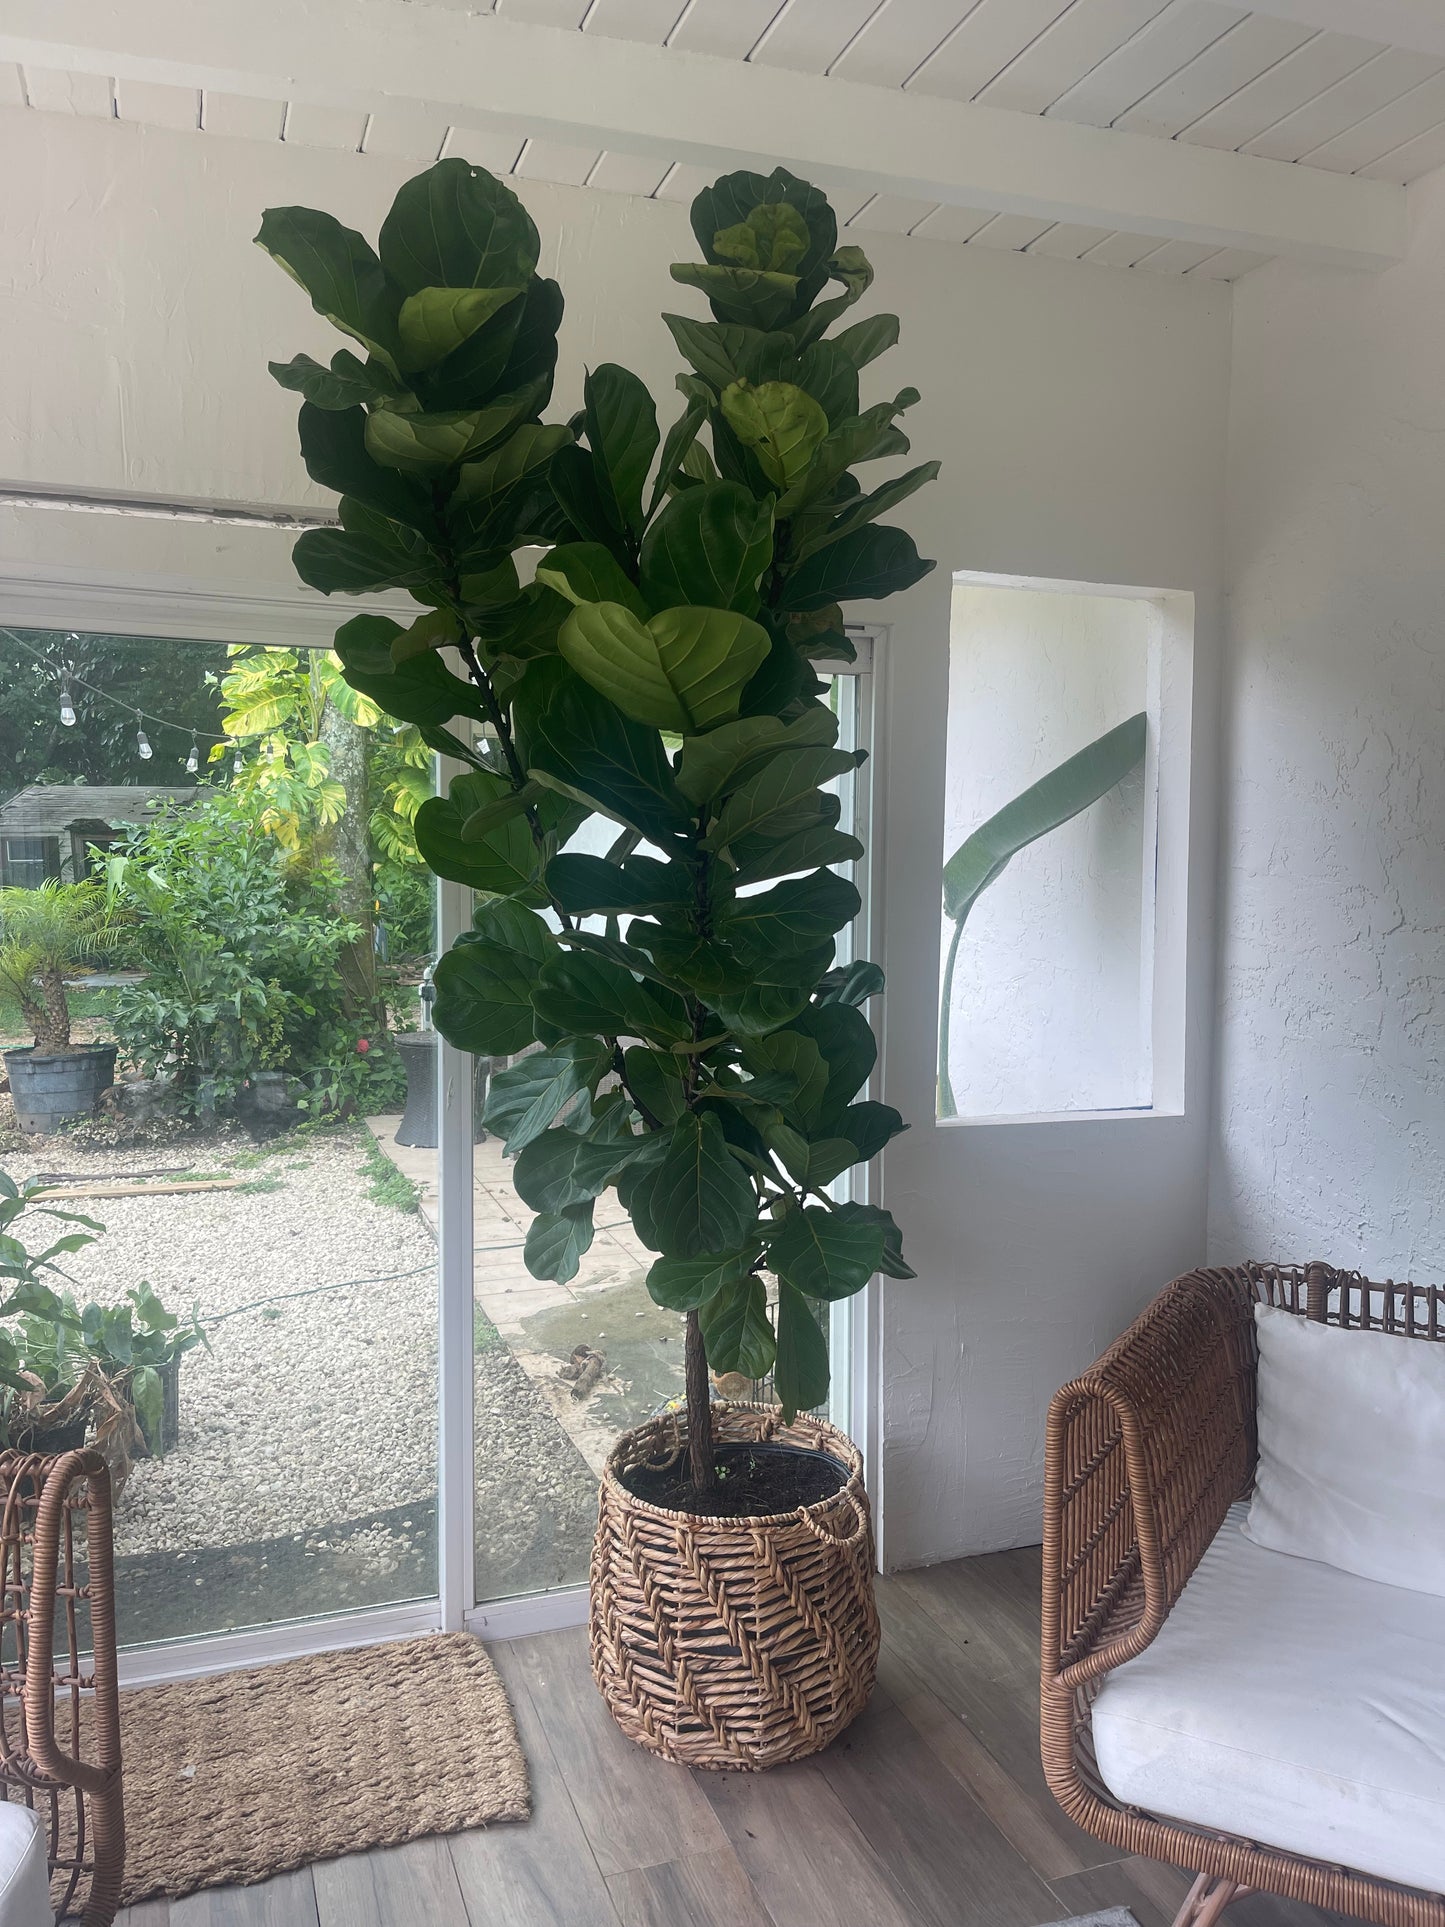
[117,1632,530,1906]
[1043,1912,1142,1925]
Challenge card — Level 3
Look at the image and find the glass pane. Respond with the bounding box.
[462,670,864,1606]
[938,580,1153,1121]
[0,626,439,1646]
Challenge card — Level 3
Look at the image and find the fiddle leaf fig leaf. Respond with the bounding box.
[766,1202,889,1302]
[537,542,649,618]
[584,363,659,536]
[332,613,487,725]
[698,1273,775,1378]
[397,285,523,373]
[774,1280,829,1421]
[546,852,691,916]
[559,602,769,733]
[525,678,690,842]
[779,523,935,611]
[619,1114,758,1259]
[483,1039,612,1153]
[431,898,555,1055]
[414,770,541,895]
[524,1204,595,1285]
[270,350,406,410]
[720,379,828,490]
[378,159,540,294]
[674,706,837,806]
[646,1248,753,1313]
[638,481,773,615]
[621,1046,690,1126]
[713,203,811,273]
[512,1126,642,1214]
[255,206,403,377]
[533,950,692,1047]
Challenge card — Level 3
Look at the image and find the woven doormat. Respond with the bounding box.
[118,1633,530,1906]
[1042,1912,1142,1926]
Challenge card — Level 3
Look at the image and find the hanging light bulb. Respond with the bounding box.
[185,734,200,776]
[233,746,244,775]
[58,682,76,728]
[135,712,153,761]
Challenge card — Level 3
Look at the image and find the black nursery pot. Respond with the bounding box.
[4,1043,118,1135]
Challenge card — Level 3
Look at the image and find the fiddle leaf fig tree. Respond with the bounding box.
[259,159,935,1490]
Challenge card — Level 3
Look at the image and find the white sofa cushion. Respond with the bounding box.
[1243,1301,1445,1597]
[1091,1509,1445,1897]
[0,1805,51,1927]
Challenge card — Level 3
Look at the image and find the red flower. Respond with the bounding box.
[356,1037,370,1054]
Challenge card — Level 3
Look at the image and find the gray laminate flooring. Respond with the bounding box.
[115,1549,1352,1927]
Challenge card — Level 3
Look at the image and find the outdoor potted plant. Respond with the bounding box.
[0,879,123,1133]
[258,156,936,1766]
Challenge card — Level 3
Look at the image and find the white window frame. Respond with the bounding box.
[0,561,891,1667]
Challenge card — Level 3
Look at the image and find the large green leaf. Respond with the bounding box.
[718,868,860,959]
[378,159,540,294]
[533,951,692,1046]
[740,1029,829,1125]
[512,1127,641,1214]
[397,285,523,373]
[537,543,649,619]
[937,711,1146,1117]
[727,811,863,888]
[792,461,942,563]
[698,1273,775,1378]
[584,364,659,536]
[836,1099,907,1163]
[831,313,899,371]
[766,1202,889,1302]
[780,524,934,611]
[482,1038,612,1153]
[713,203,810,273]
[942,713,1148,923]
[674,706,837,807]
[671,264,802,334]
[431,900,554,1055]
[524,1204,595,1285]
[270,350,405,411]
[619,1114,758,1259]
[621,1046,689,1127]
[638,482,773,615]
[790,1002,877,1119]
[646,1247,752,1312]
[708,946,833,1038]
[774,1280,829,1421]
[524,679,689,842]
[720,380,828,490]
[291,517,436,597]
[705,745,861,856]
[559,603,769,733]
[414,770,540,895]
[545,852,691,916]
[647,388,709,514]
[255,206,403,376]
[690,170,837,286]
[333,614,486,725]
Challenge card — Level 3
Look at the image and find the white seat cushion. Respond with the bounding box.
[1092,1509,1445,1897]
[0,1805,51,1927]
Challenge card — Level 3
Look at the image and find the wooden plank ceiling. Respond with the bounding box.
[10,0,1444,281]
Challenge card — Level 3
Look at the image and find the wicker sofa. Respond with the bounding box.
[1042,1261,1445,1927]
[0,1451,123,1927]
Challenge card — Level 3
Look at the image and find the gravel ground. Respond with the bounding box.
[6,1128,441,1557]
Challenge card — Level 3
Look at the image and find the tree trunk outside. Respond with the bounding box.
[317,701,380,1019]
[36,970,70,1051]
[685,1311,714,1493]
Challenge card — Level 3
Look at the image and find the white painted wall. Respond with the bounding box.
[0,107,1230,1566]
[1211,168,1445,1279]
[942,582,1151,1120]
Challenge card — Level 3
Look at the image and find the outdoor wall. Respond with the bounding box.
[1211,168,1445,1278]
[0,106,1231,1566]
[941,581,1151,1121]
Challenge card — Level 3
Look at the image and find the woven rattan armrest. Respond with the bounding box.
[1041,1271,1251,1689]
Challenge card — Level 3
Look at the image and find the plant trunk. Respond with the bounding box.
[685,1310,714,1494]
[317,701,380,1019]
[35,969,71,1051]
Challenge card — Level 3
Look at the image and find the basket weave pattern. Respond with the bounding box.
[589,1404,879,1770]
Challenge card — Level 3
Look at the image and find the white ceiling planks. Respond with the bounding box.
[115,77,200,131]
[1240,44,1442,161]
[202,91,287,142]
[1112,13,1316,138]
[1358,112,1445,184]
[283,102,369,150]
[830,0,975,89]
[1024,219,1120,257]
[20,65,112,116]
[584,149,675,194]
[665,1,789,60]
[493,0,589,25]
[847,191,941,234]
[749,0,888,75]
[580,0,691,44]
[513,136,604,183]
[1176,29,1383,150]
[907,0,1081,104]
[908,202,998,241]
[1298,65,1445,173]
[966,210,1058,248]
[975,0,1175,115]
[1131,235,1225,270]
[1047,2,1249,128]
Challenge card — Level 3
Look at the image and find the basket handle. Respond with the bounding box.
[796,1485,868,1549]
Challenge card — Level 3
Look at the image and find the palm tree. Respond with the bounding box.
[0,881,124,1052]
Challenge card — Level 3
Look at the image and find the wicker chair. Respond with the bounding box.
[0,1450,123,1926]
[1042,1261,1445,1927]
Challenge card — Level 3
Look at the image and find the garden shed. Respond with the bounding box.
[0,4,1443,1926]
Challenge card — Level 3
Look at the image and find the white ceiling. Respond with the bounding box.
[5,0,1439,282]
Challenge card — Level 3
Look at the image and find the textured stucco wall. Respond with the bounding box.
[0,106,1231,1565]
[1211,168,1445,1276]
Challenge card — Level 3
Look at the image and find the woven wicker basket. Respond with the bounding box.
[589,1403,880,1770]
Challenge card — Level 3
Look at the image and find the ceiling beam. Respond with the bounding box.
[1251,0,1445,60]
[0,0,1407,271]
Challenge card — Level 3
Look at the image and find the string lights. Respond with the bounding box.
[134,711,153,761]
[3,624,234,770]
[186,734,200,775]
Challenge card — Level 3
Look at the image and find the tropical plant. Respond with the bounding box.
[937,712,1148,1117]
[0,879,125,1052]
[17,1278,204,1457]
[259,158,937,1489]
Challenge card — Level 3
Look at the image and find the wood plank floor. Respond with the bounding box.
[116,1550,1352,1927]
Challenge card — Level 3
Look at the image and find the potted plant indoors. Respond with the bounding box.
[258,157,937,1767]
[0,880,123,1133]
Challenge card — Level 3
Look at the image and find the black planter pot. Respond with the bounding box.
[3,1043,118,1135]
[395,1033,488,1148]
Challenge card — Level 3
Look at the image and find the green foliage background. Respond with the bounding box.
[259,159,937,1423]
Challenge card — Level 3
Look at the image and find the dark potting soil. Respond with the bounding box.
[620,1441,846,1519]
